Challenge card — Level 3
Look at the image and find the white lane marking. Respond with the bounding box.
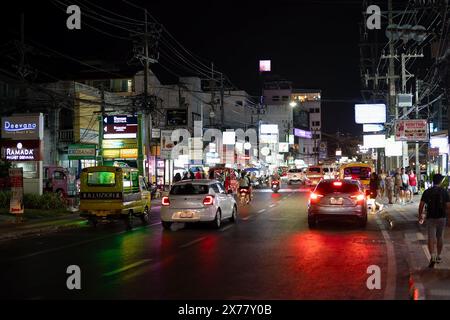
[2,222,161,262]
[258,209,266,213]
[103,259,152,277]
[220,225,233,232]
[375,214,397,300]
[269,204,276,208]
[422,244,432,261]
[179,237,206,248]
[241,217,250,221]
[416,232,425,241]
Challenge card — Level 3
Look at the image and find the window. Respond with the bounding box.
[272,96,280,101]
[312,121,321,127]
[235,101,243,107]
[170,183,209,195]
[216,183,226,194]
[139,177,147,191]
[316,181,359,194]
[53,171,66,180]
[282,96,289,101]
[87,172,116,187]
[308,167,321,173]
[310,108,315,113]
[315,108,320,113]
[211,184,220,193]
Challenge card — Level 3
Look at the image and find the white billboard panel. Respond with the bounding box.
[355,104,386,124]
[430,137,448,155]
[363,134,385,148]
[363,124,384,132]
[260,124,278,134]
[385,136,402,156]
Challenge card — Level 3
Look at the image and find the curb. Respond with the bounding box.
[409,272,426,300]
[0,219,85,242]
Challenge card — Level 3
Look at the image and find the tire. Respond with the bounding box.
[308,216,317,229]
[162,221,172,230]
[140,206,149,225]
[125,211,133,231]
[359,216,368,228]
[229,206,238,223]
[212,210,222,229]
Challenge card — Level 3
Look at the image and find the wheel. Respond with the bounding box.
[125,211,133,231]
[212,210,222,229]
[162,221,172,230]
[140,206,149,225]
[229,206,238,223]
[359,216,368,228]
[308,216,317,228]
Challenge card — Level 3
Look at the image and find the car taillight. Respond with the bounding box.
[162,196,170,206]
[203,195,214,205]
[272,181,279,184]
[310,192,323,202]
[351,193,365,203]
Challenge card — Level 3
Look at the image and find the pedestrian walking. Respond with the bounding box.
[394,168,403,204]
[409,170,418,197]
[401,168,410,204]
[418,173,450,268]
[379,170,386,199]
[385,173,394,204]
[195,170,202,180]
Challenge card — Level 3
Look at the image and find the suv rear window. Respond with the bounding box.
[315,181,359,194]
[170,183,209,195]
[308,167,321,173]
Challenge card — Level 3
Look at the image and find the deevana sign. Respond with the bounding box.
[1,114,44,140]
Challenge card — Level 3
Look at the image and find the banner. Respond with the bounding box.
[9,168,24,214]
[160,130,174,159]
[394,119,428,142]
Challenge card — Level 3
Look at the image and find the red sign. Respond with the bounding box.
[9,168,24,214]
[1,140,42,161]
[104,124,137,134]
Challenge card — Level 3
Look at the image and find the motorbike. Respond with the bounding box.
[238,187,250,205]
[271,180,280,193]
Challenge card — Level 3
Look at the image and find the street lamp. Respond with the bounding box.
[289,101,298,107]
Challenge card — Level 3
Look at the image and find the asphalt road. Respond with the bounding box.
[0,185,409,299]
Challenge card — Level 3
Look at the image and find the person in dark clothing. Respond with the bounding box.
[182,171,190,180]
[419,173,450,268]
[173,173,182,183]
[369,172,379,199]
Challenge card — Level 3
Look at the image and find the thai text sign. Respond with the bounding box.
[394,120,428,142]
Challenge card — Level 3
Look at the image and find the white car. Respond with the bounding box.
[160,179,238,230]
[287,168,305,184]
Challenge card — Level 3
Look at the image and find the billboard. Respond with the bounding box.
[363,134,385,148]
[394,119,428,142]
[260,124,278,134]
[260,135,278,144]
[1,114,44,140]
[160,130,174,159]
[103,115,138,139]
[259,60,271,72]
[355,104,386,124]
[363,124,384,132]
[1,140,42,161]
[294,128,312,139]
[279,142,289,153]
[430,137,448,154]
[166,109,188,126]
[9,168,24,214]
[223,132,236,145]
[385,136,402,156]
[68,144,96,160]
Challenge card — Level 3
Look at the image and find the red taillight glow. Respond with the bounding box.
[333,181,343,187]
[310,192,323,201]
[162,196,170,206]
[351,193,365,202]
[203,195,214,205]
[272,181,279,185]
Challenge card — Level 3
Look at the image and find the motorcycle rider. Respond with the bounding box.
[238,172,252,203]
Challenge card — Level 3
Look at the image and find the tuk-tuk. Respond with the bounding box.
[79,166,151,230]
[339,162,373,189]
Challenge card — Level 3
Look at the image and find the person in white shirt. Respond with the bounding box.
[401,168,410,205]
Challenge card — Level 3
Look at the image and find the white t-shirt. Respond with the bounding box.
[401,174,409,185]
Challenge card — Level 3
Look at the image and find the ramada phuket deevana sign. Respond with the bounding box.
[1,140,42,161]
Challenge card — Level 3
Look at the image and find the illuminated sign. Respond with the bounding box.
[260,135,278,144]
[119,149,138,159]
[102,139,137,149]
[385,136,402,156]
[363,134,385,148]
[68,144,96,160]
[223,132,236,145]
[1,114,44,140]
[260,124,278,134]
[259,60,271,72]
[1,140,42,161]
[394,119,428,142]
[102,149,120,158]
[279,143,289,153]
[363,124,384,132]
[294,128,312,139]
[355,104,386,124]
[430,137,448,154]
[103,115,137,139]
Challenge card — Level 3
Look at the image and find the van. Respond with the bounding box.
[287,168,305,184]
[79,166,151,230]
[339,163,373,189]
[306,165,323,187]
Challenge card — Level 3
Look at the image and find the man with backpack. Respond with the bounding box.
[418,173,450,268]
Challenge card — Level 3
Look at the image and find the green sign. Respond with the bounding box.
[102,139,137,149]
[68,144,97,160]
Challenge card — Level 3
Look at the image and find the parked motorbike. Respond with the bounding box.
[271,180,280,193]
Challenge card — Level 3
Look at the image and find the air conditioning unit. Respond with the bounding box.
[397,94,413,107]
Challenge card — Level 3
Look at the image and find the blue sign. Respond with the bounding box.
[104,115,137,125]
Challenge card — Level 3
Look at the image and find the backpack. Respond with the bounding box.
[426,187,446,219]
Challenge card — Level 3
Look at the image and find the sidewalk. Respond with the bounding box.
[0,211,85,242]
[380,194,450,300]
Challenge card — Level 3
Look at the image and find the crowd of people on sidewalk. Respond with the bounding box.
[369,167,419,205]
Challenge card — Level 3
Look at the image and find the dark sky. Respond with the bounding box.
[2,0,367,135]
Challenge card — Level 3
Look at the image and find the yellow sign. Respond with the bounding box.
[120,148,138,159]
[103,149,120,158]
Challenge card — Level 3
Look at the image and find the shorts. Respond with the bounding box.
[427,218,447,242]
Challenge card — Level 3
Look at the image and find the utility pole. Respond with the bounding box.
[220,72,224,128]
[415,79,421,188]
[97,85,106,166]
[210,63,216,127]
[388,0,397,172]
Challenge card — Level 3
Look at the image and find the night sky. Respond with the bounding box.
[2,0,368,135]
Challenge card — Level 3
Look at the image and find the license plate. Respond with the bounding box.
[180,211,194,218]
[330,198,343,205]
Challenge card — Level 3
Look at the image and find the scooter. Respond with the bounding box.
[238,188,250,205]
[271,180,280,193]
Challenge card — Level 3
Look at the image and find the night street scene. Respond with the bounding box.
[0,0,450,309]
